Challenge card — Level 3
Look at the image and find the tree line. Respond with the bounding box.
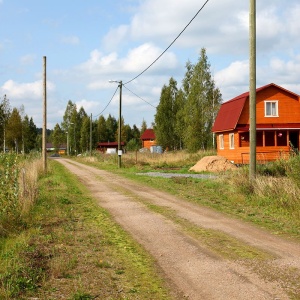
[51,100,148,154]
[0,95,38,153]
[1,47,222,154]
[154,48,222,152]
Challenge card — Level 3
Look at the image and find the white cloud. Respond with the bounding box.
[76,50,118,76]
[215,61,249,88]
[0,79,55,99]
[122,43,178,73]
[76,99,98,111]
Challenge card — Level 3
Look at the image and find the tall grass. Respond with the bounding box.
[223,156,300,227]
[81,149,217,170]
[0,153,43,237]
[81,150,300,234]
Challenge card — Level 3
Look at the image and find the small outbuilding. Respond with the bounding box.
[96,141,125,153]
[212,83,300,164]
[140,129,156,150]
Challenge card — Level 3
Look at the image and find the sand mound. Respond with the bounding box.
[189,156,237,172]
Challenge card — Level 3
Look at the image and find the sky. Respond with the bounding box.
[1,0,300,130]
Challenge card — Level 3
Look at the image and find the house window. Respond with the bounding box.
[265,101,278,117]
[219,134,224,149]
[229,133,234,149]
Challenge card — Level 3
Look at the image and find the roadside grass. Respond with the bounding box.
[78,151,300,239]
[77,151,300,298]
[0,160,172,300]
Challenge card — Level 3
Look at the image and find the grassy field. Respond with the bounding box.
[0,158,172,299]
[1,150,299,299]
[79,150,300,239]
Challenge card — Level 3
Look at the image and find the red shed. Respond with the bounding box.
[96,141,125,153]
[212,83,300,164]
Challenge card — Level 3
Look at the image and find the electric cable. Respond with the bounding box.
[93,85,119,119]
[123,85,156,109]
[124,0,210,85]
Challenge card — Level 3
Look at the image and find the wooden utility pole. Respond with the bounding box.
[118,81,122,168]
[249,0,256,180]
[42,56,47,172]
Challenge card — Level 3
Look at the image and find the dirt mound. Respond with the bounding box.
[189,156,237,172]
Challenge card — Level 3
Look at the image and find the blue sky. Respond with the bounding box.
[1,0,300,129]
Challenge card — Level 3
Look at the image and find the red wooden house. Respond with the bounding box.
[212,83,300,164]
[140,129,156,149]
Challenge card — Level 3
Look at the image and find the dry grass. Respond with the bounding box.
[18,158,44,215]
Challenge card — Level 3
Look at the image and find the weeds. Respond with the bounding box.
[0,153,43,237]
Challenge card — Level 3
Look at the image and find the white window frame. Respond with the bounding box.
[229,133,235,149]
[219,134,224,149]
[265,100,279,117]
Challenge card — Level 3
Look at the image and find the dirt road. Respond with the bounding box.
[57,158,300,300]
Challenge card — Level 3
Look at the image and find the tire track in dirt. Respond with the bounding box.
[57,158,297,299]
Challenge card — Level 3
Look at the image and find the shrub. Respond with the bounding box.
[286,154,300,187]
[0,154,42,237]
[0,153,21,236]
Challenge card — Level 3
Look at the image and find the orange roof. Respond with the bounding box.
[141,128,156,140]
[212,83,299,133]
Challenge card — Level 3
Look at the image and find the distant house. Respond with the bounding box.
[140,129,156,149]
[212,83,300,164]
[46,143,67,155]
[96,141,125,153]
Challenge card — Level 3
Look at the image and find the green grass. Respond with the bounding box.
[0,160,172,300]
[77,152,300,240]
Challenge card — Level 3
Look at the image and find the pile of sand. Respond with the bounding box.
[189,156,237,173]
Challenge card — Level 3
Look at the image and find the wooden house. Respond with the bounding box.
[212,83,300,164]
[140,129,156,149]
[46,143,67,155]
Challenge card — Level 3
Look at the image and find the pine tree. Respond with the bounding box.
[97,115,108,142]
[51,123,64,152]
[22,115,38,153]
[106,114,117,142]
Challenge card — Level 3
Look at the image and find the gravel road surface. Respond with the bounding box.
[56,158,300,300]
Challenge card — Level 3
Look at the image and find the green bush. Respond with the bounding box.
[0,154,21,236]
[286,155,300,187]
[256,159,287,177]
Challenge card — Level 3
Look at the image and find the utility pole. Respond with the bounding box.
[109,80,123,168]
[42,56,47,172]
[118,81,122,168]
[67,131,69,156]
[249,0,256,180]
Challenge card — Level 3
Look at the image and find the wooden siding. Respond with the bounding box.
[216,130,299,164]
[142,139,156,149]
[239,86,300,125]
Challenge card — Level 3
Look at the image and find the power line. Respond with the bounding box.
[124,0,210,85]
[123,85,156,109]
[93,85,119,119]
